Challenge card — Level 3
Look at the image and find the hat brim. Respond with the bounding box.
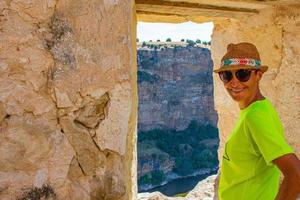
[213,65,268,73]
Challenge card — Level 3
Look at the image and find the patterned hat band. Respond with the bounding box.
[221,58,261,68]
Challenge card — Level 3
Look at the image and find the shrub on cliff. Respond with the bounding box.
[138,121,219,177]
[137,71,160,84]
[138,170,166,186]
[192,148,218,169]
[174,157,193,175]
[186,39,196,47]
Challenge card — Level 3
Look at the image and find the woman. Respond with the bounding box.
[214,42,300,200]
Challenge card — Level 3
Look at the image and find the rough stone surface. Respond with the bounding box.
[0,0,300,200]
[0,0,136,199]
[186,175,217,200]
[137,174,217,200]
[137,46,218,132]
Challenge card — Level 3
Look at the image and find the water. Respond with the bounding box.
[142,170,218,197]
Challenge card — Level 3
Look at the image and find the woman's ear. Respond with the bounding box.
[255,70,263,82]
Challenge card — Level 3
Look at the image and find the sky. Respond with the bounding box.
[137,21,214,42]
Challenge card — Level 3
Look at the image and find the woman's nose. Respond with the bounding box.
[229,74,241,87]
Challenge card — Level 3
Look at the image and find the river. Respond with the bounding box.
[140,169,218,197]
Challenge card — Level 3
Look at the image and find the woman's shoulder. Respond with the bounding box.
[243,99,273,118]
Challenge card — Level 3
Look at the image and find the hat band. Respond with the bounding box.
[221,58,261,68]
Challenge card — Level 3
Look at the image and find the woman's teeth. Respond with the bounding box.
[232,88,244,92]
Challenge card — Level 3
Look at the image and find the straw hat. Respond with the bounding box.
[213,42,268,73]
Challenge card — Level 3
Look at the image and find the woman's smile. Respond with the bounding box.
[230,88,246,93]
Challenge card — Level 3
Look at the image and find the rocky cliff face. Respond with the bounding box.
[138,46,218,132]
[137,45,219,191]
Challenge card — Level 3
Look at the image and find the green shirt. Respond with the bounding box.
[218,98,294,200]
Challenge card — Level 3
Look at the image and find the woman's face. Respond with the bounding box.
[223,69,263,102]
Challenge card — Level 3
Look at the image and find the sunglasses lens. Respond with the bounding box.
[236,69,252,82]
[219,71,232,83]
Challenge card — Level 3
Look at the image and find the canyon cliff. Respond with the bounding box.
[138,45,218,132]
[137,45,219,191]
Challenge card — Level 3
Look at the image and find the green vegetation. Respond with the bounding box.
[138,121,219,178]
[186,39,196,47]
[137,71,160,84]
[174,192,188,197]
[138,39,211,51]
[138,170,166,186]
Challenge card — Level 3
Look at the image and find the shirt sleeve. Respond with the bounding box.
[246,109,294,166]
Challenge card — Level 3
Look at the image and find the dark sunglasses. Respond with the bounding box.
[218,69,257,83]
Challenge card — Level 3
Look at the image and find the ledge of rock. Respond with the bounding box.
[138,174,217,200]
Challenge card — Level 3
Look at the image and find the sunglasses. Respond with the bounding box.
[218,69,257,83]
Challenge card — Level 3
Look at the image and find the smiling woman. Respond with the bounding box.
[214,42,300,200]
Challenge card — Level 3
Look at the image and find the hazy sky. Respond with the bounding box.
[137,21,214,42]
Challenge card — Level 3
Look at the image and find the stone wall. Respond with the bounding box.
[0,0,137,199]
[0,0,299,200]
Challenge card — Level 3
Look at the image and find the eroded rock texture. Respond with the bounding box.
[1,0,300,199]
[137,46,217,132]
[0,0,136,199]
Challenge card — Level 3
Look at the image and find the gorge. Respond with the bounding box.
[137,43,219,194]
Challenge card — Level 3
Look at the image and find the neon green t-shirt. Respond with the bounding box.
[218,98,294,200]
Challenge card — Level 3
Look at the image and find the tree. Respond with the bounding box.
[196,39,201,43]
[186,39,196,47]
[203,41,208,45]
[181,39,185,42]
[157,39,161,42]
[149,40,153,42]
[142,41,147,47]
[208,41,211,45]
[136,38,139,42]
[166,38,172,42]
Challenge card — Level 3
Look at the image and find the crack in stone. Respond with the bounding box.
[76,157,87,176]
[74,93,110,129]
[59,92,110,177]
